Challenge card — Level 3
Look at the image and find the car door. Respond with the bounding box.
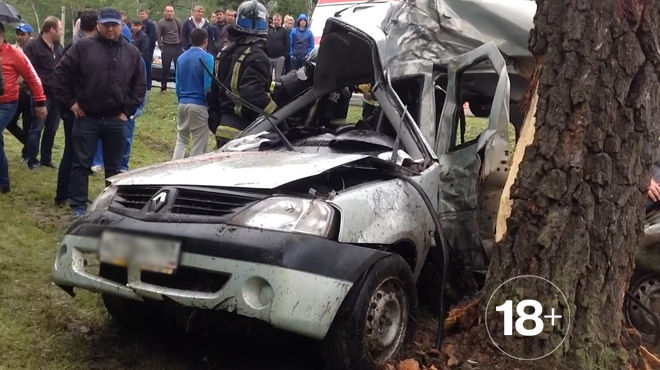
[434,41,511,271]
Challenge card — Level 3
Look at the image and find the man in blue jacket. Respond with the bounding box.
[289,14,314,70]
[173,28,213,159]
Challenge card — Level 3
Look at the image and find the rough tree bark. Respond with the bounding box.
[484,0,660,368]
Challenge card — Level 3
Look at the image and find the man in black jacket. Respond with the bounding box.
[266,13,289,79]
[54,8,146,216]
[180,5,213,51]
[131,19,150,63]
[208,0,276,148]
[138,8,156,90]
[54,9,97,207]
[23,16,64,170]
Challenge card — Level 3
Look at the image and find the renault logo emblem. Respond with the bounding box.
[150,191,169,212]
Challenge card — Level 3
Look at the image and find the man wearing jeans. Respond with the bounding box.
[54,10,97,206]
[23,16,64,169]
[54,8,146,215]
[172,28,213,159]
[0,22,47,193]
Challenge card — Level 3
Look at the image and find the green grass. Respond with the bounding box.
[0,91,186,369]
[0,92,511,368]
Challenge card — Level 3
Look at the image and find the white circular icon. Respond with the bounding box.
[484,275,571,361]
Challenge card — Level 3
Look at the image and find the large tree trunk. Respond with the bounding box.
[484,1,660,367]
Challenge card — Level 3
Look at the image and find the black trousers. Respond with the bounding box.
[161,43,182,91]
[70,116,126,210]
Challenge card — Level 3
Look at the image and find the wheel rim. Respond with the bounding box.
[627,275,660,341]
[364,277,408,364]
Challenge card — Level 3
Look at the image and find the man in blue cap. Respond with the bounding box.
[13,23,33,51]
[6,22,34,159]
[54,7,146,215]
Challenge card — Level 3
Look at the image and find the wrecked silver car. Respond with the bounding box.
[52,1,534,368]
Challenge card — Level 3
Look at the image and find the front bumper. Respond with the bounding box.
[53,212,387,340]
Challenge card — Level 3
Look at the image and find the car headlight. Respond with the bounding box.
[230,196,338,238]
[90,186,117,212]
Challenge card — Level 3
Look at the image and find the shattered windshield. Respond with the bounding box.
[222,85,425,170]
[221,17,437,171]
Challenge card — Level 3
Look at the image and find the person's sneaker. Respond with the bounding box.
[71,206,86,216]
[41,162,58,169]
[91,165,104,173]
[27,162,39,170]
[0,185,10,194]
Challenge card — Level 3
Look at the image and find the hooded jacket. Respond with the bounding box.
[289,14,314,59]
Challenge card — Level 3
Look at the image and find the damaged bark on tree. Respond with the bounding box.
[477,0,660,368]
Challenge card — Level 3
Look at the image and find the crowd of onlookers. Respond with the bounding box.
[0,3,317,216]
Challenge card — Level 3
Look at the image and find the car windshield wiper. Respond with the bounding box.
[199,59,295,151]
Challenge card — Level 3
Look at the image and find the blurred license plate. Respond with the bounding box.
[99,231,181,274]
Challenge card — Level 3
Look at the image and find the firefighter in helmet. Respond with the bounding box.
[209,0,277,147]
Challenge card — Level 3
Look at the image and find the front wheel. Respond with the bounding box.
[323,255,417,370]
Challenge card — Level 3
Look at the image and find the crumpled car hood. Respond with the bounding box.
[109,151,369,189]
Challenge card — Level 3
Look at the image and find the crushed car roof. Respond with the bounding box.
[332,0,535,72]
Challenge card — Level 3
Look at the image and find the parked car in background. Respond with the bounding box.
[151,45,175,83]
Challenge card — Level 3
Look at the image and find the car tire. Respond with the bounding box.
[625,272,660,349]
[99,263,156,327]
[101,293,149,326]
[323,255,417,370]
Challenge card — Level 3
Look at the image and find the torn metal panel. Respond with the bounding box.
[379,0,535,70]
[387,60,438,159]
[436,41,510,155]
[432,42,511,269]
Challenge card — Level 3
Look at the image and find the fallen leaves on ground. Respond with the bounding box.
[444,298,480,332]
[397,358,420,370]
[443,343,460,367]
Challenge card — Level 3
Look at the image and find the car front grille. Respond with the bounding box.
[100,263,231,293]
[114,185,161,209]
[110,186,266,220]
[171,188,262,217]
